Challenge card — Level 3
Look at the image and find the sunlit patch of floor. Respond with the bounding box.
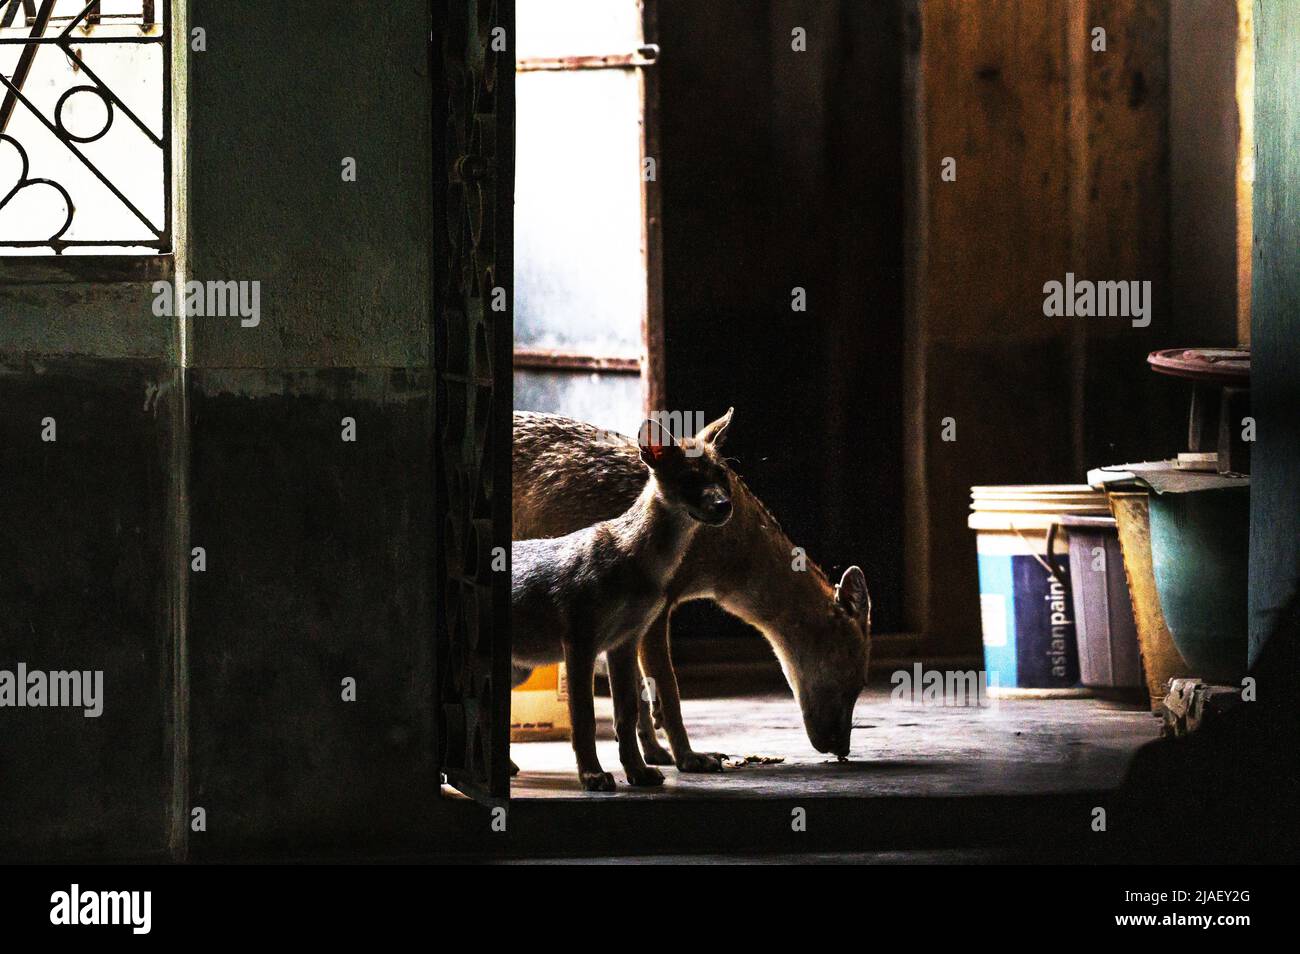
[509,687,1160,799]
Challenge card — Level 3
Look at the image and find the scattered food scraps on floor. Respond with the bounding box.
[722,754,785,768]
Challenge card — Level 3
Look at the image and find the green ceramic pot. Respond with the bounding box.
[1147,486,1249,684]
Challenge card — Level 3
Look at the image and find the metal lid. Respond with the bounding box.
[1148,348,1250,386]
[1060,514,1118,529]
[1089,461,1250,494]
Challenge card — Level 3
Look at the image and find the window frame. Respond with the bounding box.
[0,0,174,276]
[512,0,664,417]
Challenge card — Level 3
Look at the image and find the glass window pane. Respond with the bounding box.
[514,68,645,355]
[514,370,643,437]
[516,0,642,59]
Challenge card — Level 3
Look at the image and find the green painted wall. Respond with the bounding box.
[0,0,441,859]
[1249,0,1300,661]
[0,12,183,860]
[0,273,173,359]
[186,0,432,369]
[0,1,433,370]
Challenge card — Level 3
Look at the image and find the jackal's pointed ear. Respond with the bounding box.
[835,566,871,621]
[639,418,683,470]
[697,407,734,448]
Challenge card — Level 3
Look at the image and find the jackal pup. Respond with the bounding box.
[511,416,733,791]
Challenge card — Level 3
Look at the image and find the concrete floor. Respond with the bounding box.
[511,687,1161,800]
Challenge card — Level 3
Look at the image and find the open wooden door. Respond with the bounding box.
[433,0,514,804]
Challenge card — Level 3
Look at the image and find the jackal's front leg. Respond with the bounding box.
[635,652,674,766]
[638,609,725,773]
[608,642,665,786]
[563,639,615,791]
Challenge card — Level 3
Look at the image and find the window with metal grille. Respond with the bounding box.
[513,0,663,432]
[0,0,170,255]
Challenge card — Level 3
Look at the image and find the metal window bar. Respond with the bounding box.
[0,0,169,254]
[3,0,154,28]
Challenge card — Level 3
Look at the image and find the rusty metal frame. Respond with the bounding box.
[515,46,657,72]
[512,0,664,417]
[513,347,641,374]
[432,0,514,807]
[639,0,664,415]
[0,0,170,255]
[3,1,156,28]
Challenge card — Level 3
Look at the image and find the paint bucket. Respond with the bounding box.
[1060,514,1144,697]
[1147,485,1249,685]
[969,486,1109,692]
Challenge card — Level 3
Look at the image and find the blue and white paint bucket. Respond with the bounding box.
[969,486,1109,693]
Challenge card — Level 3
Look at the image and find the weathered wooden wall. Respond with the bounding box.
[1170,0,1252,348]
[659,0,908,635]
[904,0,1240,653]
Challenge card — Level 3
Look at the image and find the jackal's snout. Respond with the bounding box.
[807,712,853,757]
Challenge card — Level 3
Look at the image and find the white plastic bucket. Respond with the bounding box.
[969,486,1109,690]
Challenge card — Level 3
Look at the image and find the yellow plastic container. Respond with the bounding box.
[510,663,571,741]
